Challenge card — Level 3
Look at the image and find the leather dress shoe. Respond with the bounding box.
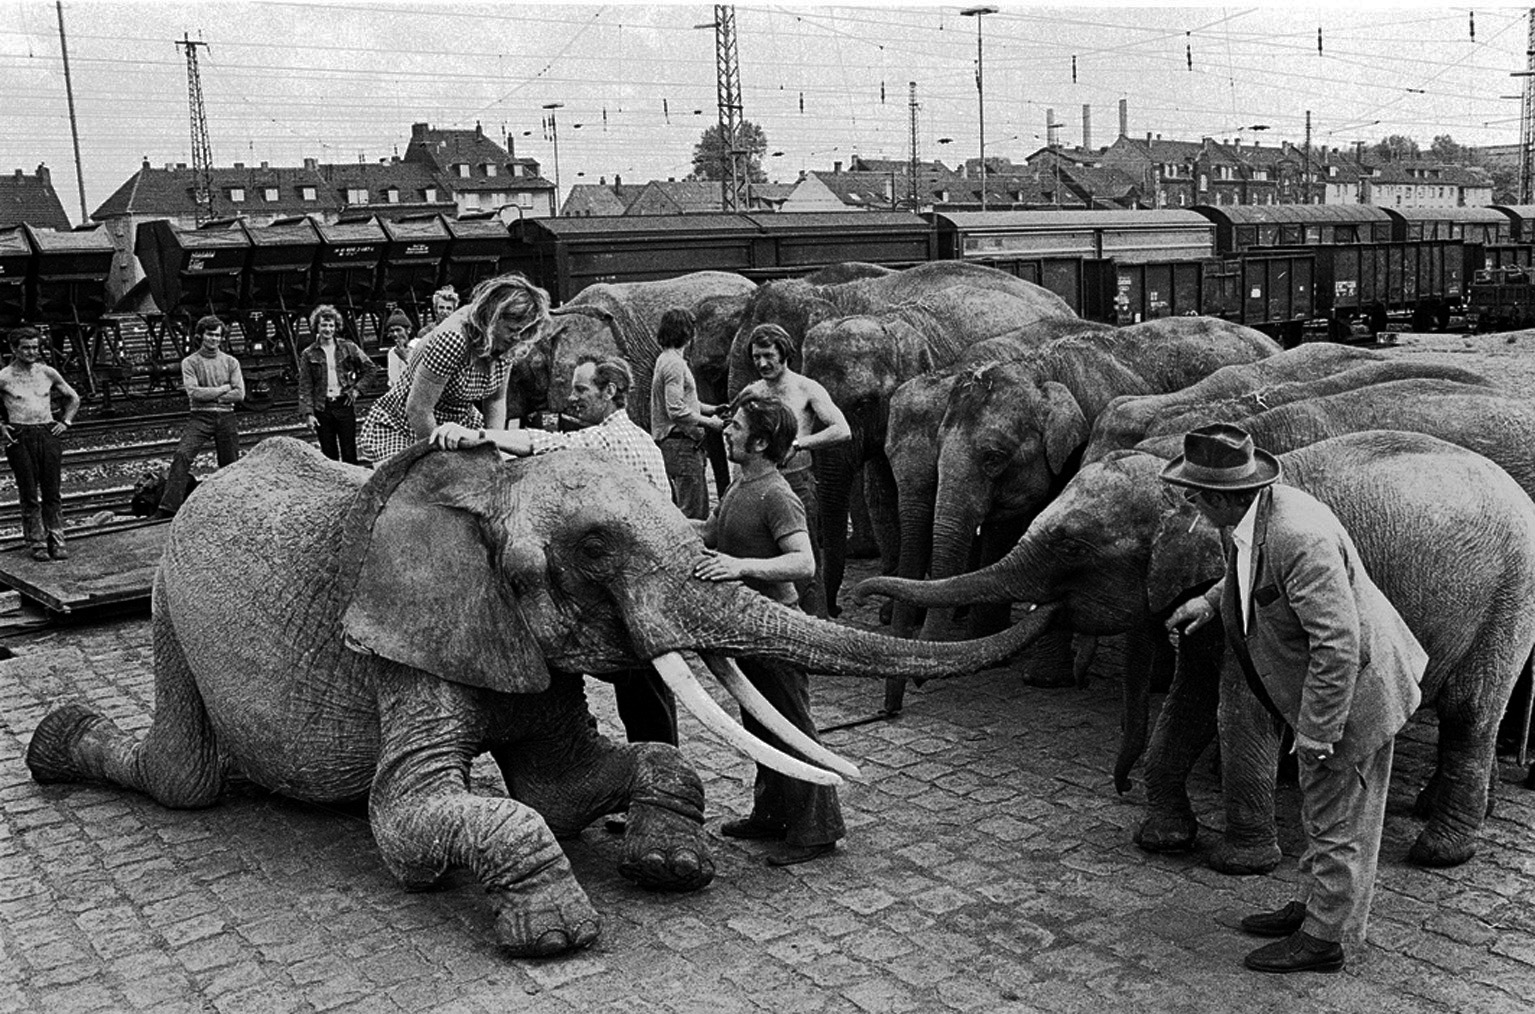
[1243,930,1345,974]
[719,817,785,841]
[1240,900,1307,938]
[29,547,49,562]
[48,545,68,561]
[766,842,835,867]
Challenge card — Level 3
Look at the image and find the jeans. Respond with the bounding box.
[659,433,709,520]
[314,398,358,464]
[783,465,826,618]
[160,412,241,514]
[6,424,64,551]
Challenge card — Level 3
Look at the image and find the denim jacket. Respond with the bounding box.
[297,339,381,415]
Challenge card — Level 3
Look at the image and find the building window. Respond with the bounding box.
[484,164,498,177]
[346,187,367,204]
[424,187,437,203]
[455,164,470,178]
[511,164,524,178]
[385,187,400,204]
[263,187,278,202]
[230,188,245,203]
[301,186,317,201]
[518,191,533,208]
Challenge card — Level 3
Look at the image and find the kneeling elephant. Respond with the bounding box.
[26,438,1046,957]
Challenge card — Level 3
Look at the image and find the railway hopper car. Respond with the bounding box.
[5,224,124,401]
[1466,205,1535,329]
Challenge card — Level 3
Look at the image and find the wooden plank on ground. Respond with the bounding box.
[0,519,169,613]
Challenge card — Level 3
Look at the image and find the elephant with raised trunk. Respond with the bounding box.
[883,317,1277,712]
[1084,343,1495,465]
[859,432,1535,871]
[799,287,1085,616]
[27,438,1049,958]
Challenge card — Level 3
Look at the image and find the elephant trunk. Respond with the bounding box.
[814,442,859,616]
[857,554,1029,613]
[891,484,936,639]
[920,491,988,640]
[645,577,1055,683]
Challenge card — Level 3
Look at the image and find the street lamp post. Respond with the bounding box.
[542,102,564,215]
[961,6,998,212]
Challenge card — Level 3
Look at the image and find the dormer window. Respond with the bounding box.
[483,164,498,177]
[455,164,470,178]
[229,188,245,203]
[511,164,524,178]
[345,187,368,204]
[424,187,437,203]
[301,186,317,201]
[263,187,279,202]
[385,187,400,204]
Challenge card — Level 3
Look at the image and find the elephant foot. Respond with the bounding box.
[1407,825,1477,868]
[1133,811,1198,854]
[619,801,715,892]
[1208,840,1282,875]
[26,703,106,784]
[492,888,602,958]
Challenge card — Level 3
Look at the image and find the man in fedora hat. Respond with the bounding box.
[1163,423,1425,974]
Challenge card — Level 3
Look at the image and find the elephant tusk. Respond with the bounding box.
[699,652,862,781]
[650,652,844,787]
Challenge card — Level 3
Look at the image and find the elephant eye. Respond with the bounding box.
[1055,536,1092,561]
[980,450,1010,476]
[576,530,615,563]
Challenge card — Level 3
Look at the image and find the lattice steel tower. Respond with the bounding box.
[710,6,748,212]
[177,35,215,223]
[1522,10,1535,204]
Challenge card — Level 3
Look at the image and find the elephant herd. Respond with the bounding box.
[24,260,1535,959]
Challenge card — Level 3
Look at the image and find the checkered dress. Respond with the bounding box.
[360,320,510,465]
[525,410,669,496]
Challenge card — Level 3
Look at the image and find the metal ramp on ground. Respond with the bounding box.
[0,519,168,614]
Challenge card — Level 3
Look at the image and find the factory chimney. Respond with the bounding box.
[1118,98,1128,140]
[1046,108,1059,148]
[1082,105,1092,151]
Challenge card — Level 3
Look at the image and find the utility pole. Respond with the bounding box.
[176,35,214,224]
[961,6,997,211]
[542,102,563,214]
[55,2,88,223]
[907,82,920,211]
[1304,110,1313,205]
[709,5,748,212]
[1519,10,1535,204]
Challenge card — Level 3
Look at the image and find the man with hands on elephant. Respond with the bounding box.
[737,323,851,619]
[1163,424,1425,975]
[432,354,676,753]
[692,393,845,866]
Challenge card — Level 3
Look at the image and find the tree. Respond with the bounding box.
[690,120,769,183]
[1430,134,1466,162]
[1369,134,1421,162]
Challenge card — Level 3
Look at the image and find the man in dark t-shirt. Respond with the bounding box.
[694,394,845,866]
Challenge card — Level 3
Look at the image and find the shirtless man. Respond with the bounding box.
[735,323,851,618]
[0,327,80,561]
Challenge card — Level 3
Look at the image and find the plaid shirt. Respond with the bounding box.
[525,409,670,496]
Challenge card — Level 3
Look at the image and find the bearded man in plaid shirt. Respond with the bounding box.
[430,355,679,756]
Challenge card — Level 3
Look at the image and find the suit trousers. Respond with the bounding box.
[1297,737,1395,945]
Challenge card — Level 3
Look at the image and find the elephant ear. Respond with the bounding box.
[338,443,550,695]
[1040,380,1089,475]
[1145,498,1225,616]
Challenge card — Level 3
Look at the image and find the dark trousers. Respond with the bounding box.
[6,424,64,550]
[160,412,240,514]
[612,669,679,746]
[783,466,827,618]
[659,433,709,520]
[735,656,845,848]
[314,398,359,464]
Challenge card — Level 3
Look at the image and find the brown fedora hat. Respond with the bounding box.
[1160,423,1281,491]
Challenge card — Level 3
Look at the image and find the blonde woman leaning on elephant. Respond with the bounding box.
[360,273,549,466]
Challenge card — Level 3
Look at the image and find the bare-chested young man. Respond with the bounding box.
[0,327,80,561]
[734,323,851,618]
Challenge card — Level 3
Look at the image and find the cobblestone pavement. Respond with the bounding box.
[1,560,1533,1014]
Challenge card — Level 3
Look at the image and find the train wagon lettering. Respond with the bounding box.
[1335,279,1358,299]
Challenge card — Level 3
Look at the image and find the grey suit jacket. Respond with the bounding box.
[1201,484,1426,763]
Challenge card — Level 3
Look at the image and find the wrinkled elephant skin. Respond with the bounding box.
[858,432,1535,871]
[26,438,1054,957]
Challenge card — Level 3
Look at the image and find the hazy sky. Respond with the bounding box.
[4,2,1529,222]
